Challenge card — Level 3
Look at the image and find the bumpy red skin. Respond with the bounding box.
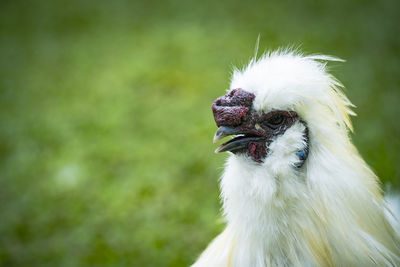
[212,89,255,127]
[248,141,267,163]
[212,89,266,135]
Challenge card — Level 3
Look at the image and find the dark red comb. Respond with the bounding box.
[212,88,255,127]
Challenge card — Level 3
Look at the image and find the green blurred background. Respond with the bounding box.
[0,0,399,266]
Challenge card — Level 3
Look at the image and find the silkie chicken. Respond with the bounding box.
[192,51,400,267]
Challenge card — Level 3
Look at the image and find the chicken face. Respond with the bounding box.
[212,88,308,165]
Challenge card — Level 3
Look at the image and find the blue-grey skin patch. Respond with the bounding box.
[295,122,309,169]
[297,150,306,160]
[295,146,308,168]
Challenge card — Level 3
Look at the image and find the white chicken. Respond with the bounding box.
[192,51,400,266]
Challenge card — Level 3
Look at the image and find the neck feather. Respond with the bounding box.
[220,145,400,266]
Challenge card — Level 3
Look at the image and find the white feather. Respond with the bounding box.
[193,51,400,267]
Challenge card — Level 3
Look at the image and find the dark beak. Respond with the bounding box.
[213,126,265,154]
[213,126,243,143]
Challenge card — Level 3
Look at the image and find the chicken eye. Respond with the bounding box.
[265,114,284,128]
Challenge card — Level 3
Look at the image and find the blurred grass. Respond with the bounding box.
[0,0,399,266]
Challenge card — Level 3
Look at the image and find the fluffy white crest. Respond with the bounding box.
[231,51,355,132]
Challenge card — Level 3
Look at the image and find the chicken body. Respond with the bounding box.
[192,51,400,267]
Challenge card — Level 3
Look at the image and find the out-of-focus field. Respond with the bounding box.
[0,0,399,266]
